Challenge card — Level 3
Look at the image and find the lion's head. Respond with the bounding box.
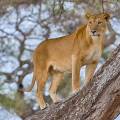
[85,12,110,38]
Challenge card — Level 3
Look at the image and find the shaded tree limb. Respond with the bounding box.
[24,45,120,120]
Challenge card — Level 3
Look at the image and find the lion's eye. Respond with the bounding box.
[98,22,102,24]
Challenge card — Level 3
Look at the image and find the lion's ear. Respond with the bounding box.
[102,13,110,21]
[85,12,92,19]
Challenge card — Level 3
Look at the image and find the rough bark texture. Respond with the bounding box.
[25,45,120,120]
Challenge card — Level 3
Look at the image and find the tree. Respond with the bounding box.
[24,45,120,120]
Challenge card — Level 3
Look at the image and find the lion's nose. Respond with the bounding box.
[91,30,96,34]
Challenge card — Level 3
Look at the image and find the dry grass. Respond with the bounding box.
[0,92,28,116]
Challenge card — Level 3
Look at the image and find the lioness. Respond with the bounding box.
[22,12,110,109]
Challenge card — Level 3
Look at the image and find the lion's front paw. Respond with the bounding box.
[40,103,48,110]
[72,88,80,94]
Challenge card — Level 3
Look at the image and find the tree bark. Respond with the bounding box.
[25,45,120,120]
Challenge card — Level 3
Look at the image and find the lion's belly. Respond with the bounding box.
[49,58,72,73]
[49,47,101,72]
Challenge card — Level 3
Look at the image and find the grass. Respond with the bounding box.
[0,92,29,116]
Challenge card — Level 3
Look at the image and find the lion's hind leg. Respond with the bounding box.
[35,65,49,110]
[49,72,63,103]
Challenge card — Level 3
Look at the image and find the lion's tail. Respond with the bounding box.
[19,74,36,92]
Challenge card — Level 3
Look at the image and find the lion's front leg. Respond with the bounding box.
[72,55,81,94]
[84,62,97,85]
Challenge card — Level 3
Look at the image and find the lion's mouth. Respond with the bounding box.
[91,34,100,37]
[90,32,100,37]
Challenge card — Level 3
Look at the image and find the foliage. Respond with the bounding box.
[0,93,29,116]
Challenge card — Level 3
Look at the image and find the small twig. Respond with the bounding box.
[101,0,104,13]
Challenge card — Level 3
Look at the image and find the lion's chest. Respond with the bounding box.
[84,47,101,64]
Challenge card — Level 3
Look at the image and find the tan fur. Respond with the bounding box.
[23,13,110,109]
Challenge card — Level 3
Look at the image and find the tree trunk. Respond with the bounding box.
[25,45,120,120]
